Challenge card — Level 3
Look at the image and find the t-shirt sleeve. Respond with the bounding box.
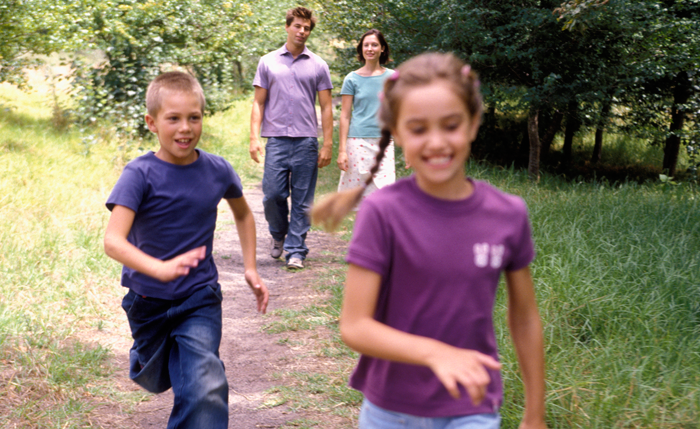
[340,73,356,96]
[505,199,536,271]
[105,163,146,212]
[317,61,333,91]
[224,162,244,200]
[346,200,390,276]
[252,57,268,89]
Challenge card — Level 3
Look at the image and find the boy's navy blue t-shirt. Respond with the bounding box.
[106,150,243,300]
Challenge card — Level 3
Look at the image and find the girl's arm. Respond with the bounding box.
[103,205,205,283]
[505,267,547,429]
[337,94,353,171]
[340,263,501,404]
[226,196,269,314]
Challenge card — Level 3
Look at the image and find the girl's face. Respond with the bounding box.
[392,81,479,200]
[361,34,383,63]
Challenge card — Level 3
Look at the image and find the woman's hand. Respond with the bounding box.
[337,150,349,171]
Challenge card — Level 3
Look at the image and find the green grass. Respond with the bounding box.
[0,76,261,427]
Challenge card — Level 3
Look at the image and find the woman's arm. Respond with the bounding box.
[337,94,353,171]
[505,267,547,429]
[340,263,501,403]
[103,205,205,283]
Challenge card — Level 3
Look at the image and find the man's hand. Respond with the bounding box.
[250,138,263,163]
[318,144,332,168]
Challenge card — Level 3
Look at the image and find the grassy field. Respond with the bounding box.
[2,71,699,428]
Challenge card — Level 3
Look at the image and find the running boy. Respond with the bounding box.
[104,71,269,429]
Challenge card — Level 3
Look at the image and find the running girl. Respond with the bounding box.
[312,52,547,428]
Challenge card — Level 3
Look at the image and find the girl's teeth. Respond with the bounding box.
[427,156,451,164]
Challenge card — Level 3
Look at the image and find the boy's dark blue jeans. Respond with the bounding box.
[121,284,228,429]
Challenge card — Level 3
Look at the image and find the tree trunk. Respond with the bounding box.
[591,100,611,164]
[541,110,563,161]
[562,101,580,170]
[663,71,691,176]
[528,108,541,182]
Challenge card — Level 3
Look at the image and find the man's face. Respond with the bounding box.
[285,17,312,50]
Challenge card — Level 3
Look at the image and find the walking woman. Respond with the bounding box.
[337,29,395,204]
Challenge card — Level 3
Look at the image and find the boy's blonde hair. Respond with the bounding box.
[146,71,206,117]
[286,6,316,31]
[311,53,482,231]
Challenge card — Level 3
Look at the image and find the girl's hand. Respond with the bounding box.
[158,246,206,282]
[337,151,349,171]
[427,344,502,404]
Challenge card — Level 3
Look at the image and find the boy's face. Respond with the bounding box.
[285,17,312,50]
[145,89,203,166]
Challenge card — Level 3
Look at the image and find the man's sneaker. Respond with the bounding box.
[270,238,284,259]
[287,257,304,270]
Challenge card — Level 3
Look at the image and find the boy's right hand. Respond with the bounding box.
[427,344,502,405]
[158,246,207,282]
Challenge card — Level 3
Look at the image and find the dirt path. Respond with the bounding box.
[104,184,353,428]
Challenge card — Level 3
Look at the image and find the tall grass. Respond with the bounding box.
[467,165,700,427]
[0,76,260,427]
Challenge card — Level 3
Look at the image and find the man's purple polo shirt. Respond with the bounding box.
[253,44,333,138]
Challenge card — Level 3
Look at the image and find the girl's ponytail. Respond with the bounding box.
[310,129,393,231]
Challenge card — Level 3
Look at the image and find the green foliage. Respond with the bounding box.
[66,0,257,137]
[321,0,700,177]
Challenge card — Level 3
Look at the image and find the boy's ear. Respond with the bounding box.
[145,114,158,134]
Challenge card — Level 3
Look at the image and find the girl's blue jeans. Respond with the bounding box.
[262,136,319,261]
[121,284,228,429]
[359,399,501,429]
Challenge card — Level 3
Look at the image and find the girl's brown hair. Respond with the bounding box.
[311,52,482,231]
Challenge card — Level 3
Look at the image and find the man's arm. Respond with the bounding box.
[104,205,205,282]
[250,86,268,163]
[226,196,269,313]
[317,89,333,168]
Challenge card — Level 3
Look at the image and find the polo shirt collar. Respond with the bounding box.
[281,43,310,59]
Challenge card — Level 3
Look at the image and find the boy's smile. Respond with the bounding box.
[146,89,203,165]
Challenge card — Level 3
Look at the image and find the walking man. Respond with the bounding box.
[250,6,333,270]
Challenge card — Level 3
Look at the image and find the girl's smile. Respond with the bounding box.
[392,81,480,200]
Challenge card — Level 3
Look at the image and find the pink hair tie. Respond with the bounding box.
[462,65,471,76]
[378,91,384,101]
[389,70,400,81]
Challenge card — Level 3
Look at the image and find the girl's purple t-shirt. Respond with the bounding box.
[346,176,535,417]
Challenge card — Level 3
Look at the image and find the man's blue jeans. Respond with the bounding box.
[121,284,228,429]
[262,136,318,261]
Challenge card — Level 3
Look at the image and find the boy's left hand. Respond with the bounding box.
[244,269,269,314]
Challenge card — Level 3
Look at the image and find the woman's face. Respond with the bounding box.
[361,34,383,63]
